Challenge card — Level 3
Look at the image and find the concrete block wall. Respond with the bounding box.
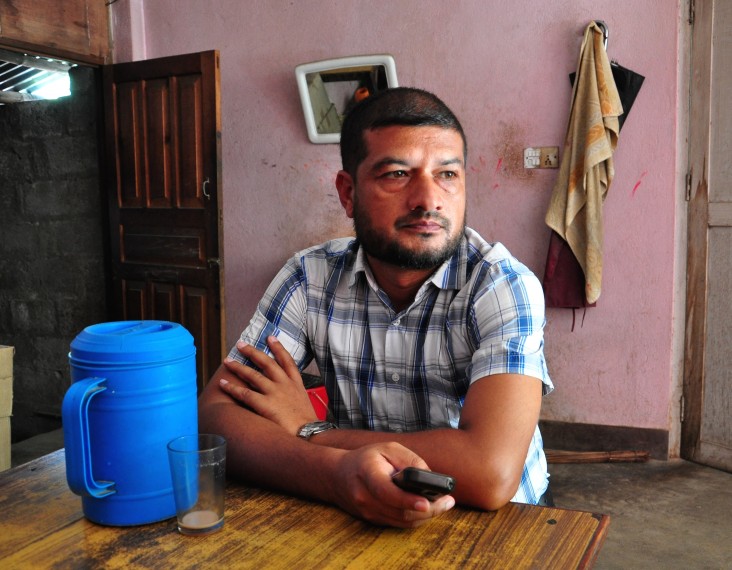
[0,67,108,442]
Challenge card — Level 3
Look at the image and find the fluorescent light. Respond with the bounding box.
[29,73,71,100]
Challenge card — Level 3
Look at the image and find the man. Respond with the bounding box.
[199,87,553,529]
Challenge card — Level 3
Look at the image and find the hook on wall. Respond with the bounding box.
[594,20,609,50]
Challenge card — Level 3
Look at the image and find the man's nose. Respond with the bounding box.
[406,173,443,212]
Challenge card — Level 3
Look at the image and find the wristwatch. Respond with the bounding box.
[297,421,338,440]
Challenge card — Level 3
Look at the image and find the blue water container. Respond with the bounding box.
[62,321,198,526]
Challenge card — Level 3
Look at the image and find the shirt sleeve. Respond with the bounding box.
[229,255,313,370]
[467,259,553,394]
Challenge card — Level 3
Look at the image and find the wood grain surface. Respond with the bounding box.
[1,450,608,569]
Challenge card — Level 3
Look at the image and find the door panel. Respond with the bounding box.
[683,0,732,471]
[700,227,732,466]
[104,51,224,393]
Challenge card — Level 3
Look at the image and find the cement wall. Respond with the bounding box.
[0,67,107,442]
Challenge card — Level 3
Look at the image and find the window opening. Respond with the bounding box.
[0,48,75,105]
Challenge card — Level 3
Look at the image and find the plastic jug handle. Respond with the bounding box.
[62,377,116,498]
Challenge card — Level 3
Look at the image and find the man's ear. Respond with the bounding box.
[335,170,355,219]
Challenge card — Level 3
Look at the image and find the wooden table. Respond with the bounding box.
[0,450,608,569]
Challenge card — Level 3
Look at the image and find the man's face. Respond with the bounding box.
[337,125,467,270]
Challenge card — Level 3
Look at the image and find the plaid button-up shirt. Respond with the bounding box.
[232,227,553,503]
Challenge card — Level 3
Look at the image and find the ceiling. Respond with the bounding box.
[0,48,73,104]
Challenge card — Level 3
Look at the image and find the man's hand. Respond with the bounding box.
[218,336,318,435]
[330,443,456,528]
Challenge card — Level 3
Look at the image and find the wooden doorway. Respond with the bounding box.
[103,51,225,393]
[683,0,732,472]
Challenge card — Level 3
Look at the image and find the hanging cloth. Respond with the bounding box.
[543,22,624,307]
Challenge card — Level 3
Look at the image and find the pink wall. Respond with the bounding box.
[110,1,683,442]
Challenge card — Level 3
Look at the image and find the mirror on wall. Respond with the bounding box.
[295,54,398,144]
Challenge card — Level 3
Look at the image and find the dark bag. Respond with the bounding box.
[569,63,645,131]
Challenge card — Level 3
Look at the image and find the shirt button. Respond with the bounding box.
[391,372,400,383]
[392,318,400,326]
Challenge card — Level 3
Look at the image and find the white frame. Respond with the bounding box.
[295,54,399,144]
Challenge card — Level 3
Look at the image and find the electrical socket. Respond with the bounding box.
[524,147,559,169]
[540,146,559,168]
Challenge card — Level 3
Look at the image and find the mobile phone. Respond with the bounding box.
[392,467,456,501]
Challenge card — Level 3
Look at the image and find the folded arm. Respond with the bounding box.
[212,336,542,512]
[198,354,455,528]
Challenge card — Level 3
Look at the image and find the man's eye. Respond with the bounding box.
[383,170,408,178]
[439,171,458,179]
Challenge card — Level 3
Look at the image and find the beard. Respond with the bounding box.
[353,201,465,270]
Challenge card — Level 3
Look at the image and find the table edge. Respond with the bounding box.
[577,513,611,569]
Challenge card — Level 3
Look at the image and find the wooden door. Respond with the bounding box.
[683,0,732,472]
[103,51,224,393]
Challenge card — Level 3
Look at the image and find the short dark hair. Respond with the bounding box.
[339,87,468,177]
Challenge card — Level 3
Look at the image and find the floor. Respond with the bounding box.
[550,459,732,569]
[10,431,732,569]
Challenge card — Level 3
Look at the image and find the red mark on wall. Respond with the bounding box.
[631,171,647,197]
[491,158,503,190]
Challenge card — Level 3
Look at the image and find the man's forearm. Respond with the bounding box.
[199,399,345,503]
[308,425,519,511]
[199,382,458,528]
[309,374,542,511]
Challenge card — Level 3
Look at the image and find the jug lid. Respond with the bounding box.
[70,321,195,364]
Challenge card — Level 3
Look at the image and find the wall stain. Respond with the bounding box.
[492,121,534,181]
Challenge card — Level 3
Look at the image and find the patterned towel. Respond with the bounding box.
[544,22,623,305]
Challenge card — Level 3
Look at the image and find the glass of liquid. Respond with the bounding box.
[167,433,227,535]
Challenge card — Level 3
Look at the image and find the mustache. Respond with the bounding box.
[395,210,451,229]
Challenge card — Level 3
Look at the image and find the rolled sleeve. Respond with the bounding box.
[468,260,553,394]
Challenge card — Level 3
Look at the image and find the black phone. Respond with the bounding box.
[392,467,456,501]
